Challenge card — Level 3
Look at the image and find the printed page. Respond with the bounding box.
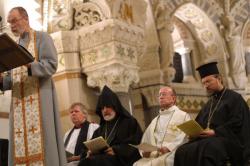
[130,143,158,152]
[83,136,109,154]
[177,120,204,137]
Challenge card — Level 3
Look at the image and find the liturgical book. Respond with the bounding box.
[130,143,158,152]
[177,120,204,137]
[83,136,109,154]
[65,151,73,158]
[0,33,34,72]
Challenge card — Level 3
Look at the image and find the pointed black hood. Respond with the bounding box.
[96,85,132,122]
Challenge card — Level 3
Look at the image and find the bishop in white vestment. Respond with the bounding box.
[134,86,190,166]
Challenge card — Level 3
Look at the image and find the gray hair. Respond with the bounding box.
[69,102,88,115]
[10,7,29,20]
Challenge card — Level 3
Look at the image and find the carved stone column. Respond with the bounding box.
[74,0,147,93]
[176,48,196,83]
[50,0,147,117]
[79,19,144,93]
[51,31,99,132]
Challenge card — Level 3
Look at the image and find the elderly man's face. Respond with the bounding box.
[69,105,87,125]
[101,107,116,121]
[7,9,28,36]
[158,87,176,109]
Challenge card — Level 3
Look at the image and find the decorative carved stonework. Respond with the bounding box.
[51,31,80,73]
[49,0,147,93]
[79,19,144,92]
[72,2,108,29]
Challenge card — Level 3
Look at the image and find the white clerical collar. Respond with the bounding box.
[159,105,176,115]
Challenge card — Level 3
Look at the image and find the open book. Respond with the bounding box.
[83,136,109,154]
[130,143,158,152]
[0,33,34,72]
[65,151,73,158]
[177,120,204,137]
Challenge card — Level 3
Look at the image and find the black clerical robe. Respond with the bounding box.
[79,116,142,166]
[64,121,90,156]
[79,85,143,166]
[174,89,250,166]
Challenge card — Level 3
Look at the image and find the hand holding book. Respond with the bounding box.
[177,120,204,137]
[129,143,158,152]
[83,136,109,154]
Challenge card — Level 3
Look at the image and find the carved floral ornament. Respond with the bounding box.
[50,0,146,92]
[77,21,144,92]
[86,64,139,93]
[73,2,107,29]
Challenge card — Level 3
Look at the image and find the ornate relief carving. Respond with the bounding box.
[78,18,144,92]
[73,3,105,29]
[192,18,205,29]
[87,65,139,93]
[106,0,147,28]
[207,44,218,56]
[50,0,74,32]
[50,0,146,92]
[201,30,213,42]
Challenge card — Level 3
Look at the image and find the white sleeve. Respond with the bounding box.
[87,123,100,140]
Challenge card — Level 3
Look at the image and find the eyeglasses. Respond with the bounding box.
[158,93,173,97]
[7,17,23,25]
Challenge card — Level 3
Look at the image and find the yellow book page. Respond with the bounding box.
[177,120,204,137]
[129,143,158,152]
[83,136,109,154]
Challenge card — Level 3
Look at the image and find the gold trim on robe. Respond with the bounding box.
[12,30,45,166]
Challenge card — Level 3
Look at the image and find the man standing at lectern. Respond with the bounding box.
[0,7,67,165]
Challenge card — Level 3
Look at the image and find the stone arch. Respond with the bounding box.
[231,0,250,27]
[242,20,250,51]
[242,20,250,80]
[166,0,223,24]
[173,17,196,83]
[172,3,230,83]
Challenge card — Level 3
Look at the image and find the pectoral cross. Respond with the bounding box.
[205,122,211,131]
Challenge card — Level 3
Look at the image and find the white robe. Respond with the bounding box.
[64,123,99,166]
[64,123,99,154]
[133,105,191,166]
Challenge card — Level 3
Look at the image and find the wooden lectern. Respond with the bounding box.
[0,33,34,72]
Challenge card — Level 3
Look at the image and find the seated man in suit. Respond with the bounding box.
[64,102,99,166]
[79,85,143,166]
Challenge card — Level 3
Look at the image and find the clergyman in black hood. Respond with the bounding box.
[78,85,143,166]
